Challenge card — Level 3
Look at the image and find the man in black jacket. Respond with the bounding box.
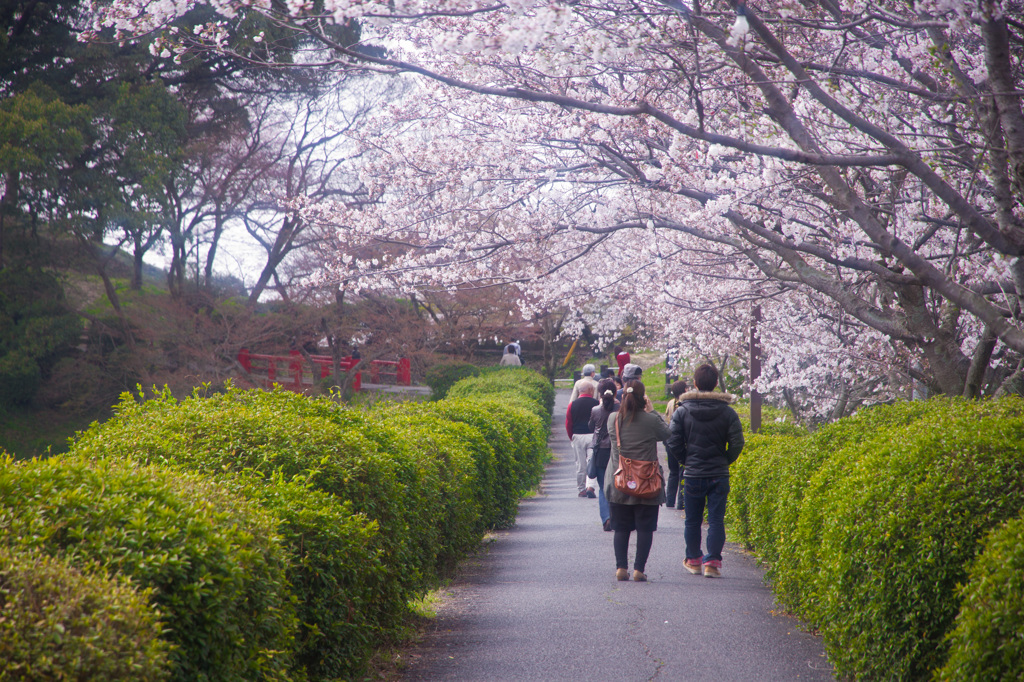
[666,364,744,578]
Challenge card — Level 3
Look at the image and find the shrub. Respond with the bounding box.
[938,515,1024,681]
[225,472,385,681]
[731,397,1024,680]
[366,405,483,564]
[68,386,452,672]
[730,399,938,608]
[0,546,170,682]
[35,356,123,414]
[0,350,41,408]
[436,395,548,511]
[446,368,554,424]
[64,378,554,680]
[429,398,520,528]
[423,361,480,400]
[0,454,297,682]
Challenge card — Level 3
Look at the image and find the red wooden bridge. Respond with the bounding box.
[237,349,411,393]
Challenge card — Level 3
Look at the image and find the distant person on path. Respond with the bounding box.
[614,345,631,377]
[617,363,643,400]
[666,364,744,578]
[606,380,670,582]
[570,363,599,402]
[664,379,688,510]
[510,339,522,360]
[588,378,620,531]
[499,345,522,366]
[566,384,600,498]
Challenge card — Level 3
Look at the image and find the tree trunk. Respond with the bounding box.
[963,326,998,398]
[0,171,18,268]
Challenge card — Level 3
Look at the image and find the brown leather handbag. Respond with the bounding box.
[612,415,663,499]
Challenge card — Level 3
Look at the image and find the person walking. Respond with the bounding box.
[666,364,744,578]
[587,378,619,530]
[570,363,600,402]
[605,380,670,582]
[616,363,642,400]
[663,379,688,510]
[566,384,600,497]
[614,345,631,377]
[499,344,522,366]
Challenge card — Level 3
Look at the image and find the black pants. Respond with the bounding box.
[610,503,659,572]
[614,529,654,572]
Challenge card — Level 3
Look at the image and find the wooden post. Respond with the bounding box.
[750,305,762,434]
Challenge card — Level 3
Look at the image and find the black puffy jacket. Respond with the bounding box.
[666,391,744,478]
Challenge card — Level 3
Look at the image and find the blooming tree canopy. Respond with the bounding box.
[87,0,1024,418]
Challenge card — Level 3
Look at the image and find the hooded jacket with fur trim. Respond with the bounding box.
[666,391,744,478]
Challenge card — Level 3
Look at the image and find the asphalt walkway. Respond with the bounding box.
[402,390,835,681]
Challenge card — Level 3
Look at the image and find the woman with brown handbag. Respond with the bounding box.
[605,379,670,582]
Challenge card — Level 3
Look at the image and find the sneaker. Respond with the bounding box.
[683,559,702,575]
[703,564,721,578]
[585,488,597,499]
[616,568,629,581]
[632,570,647,582]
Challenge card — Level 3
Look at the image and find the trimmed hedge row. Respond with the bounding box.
[447,369,555,425]
[5,367,552,681]
[730,397,1024,680]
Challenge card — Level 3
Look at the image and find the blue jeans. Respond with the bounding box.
[595,465,610,524]
[683,476,729,565]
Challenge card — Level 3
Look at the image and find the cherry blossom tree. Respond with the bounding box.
[87,0,1024,419]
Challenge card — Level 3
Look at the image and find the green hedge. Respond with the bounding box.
[730,397,1024,679]
[63,370,553,680]
[423,361,480,400]
[68,387,432,679]
[938,515,1024,680]
[0,546,170,682]
[429,398,520,528]
[223,472,384,682]
[446,368,555,424]
[366,406,482,565]
[0,454,297,682]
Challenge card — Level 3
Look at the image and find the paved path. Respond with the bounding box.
[402,390,834,681]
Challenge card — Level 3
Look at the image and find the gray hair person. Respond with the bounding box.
[570,363,600,402]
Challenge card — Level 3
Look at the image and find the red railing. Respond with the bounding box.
[237,349,411,392]
[369,358,412,385]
